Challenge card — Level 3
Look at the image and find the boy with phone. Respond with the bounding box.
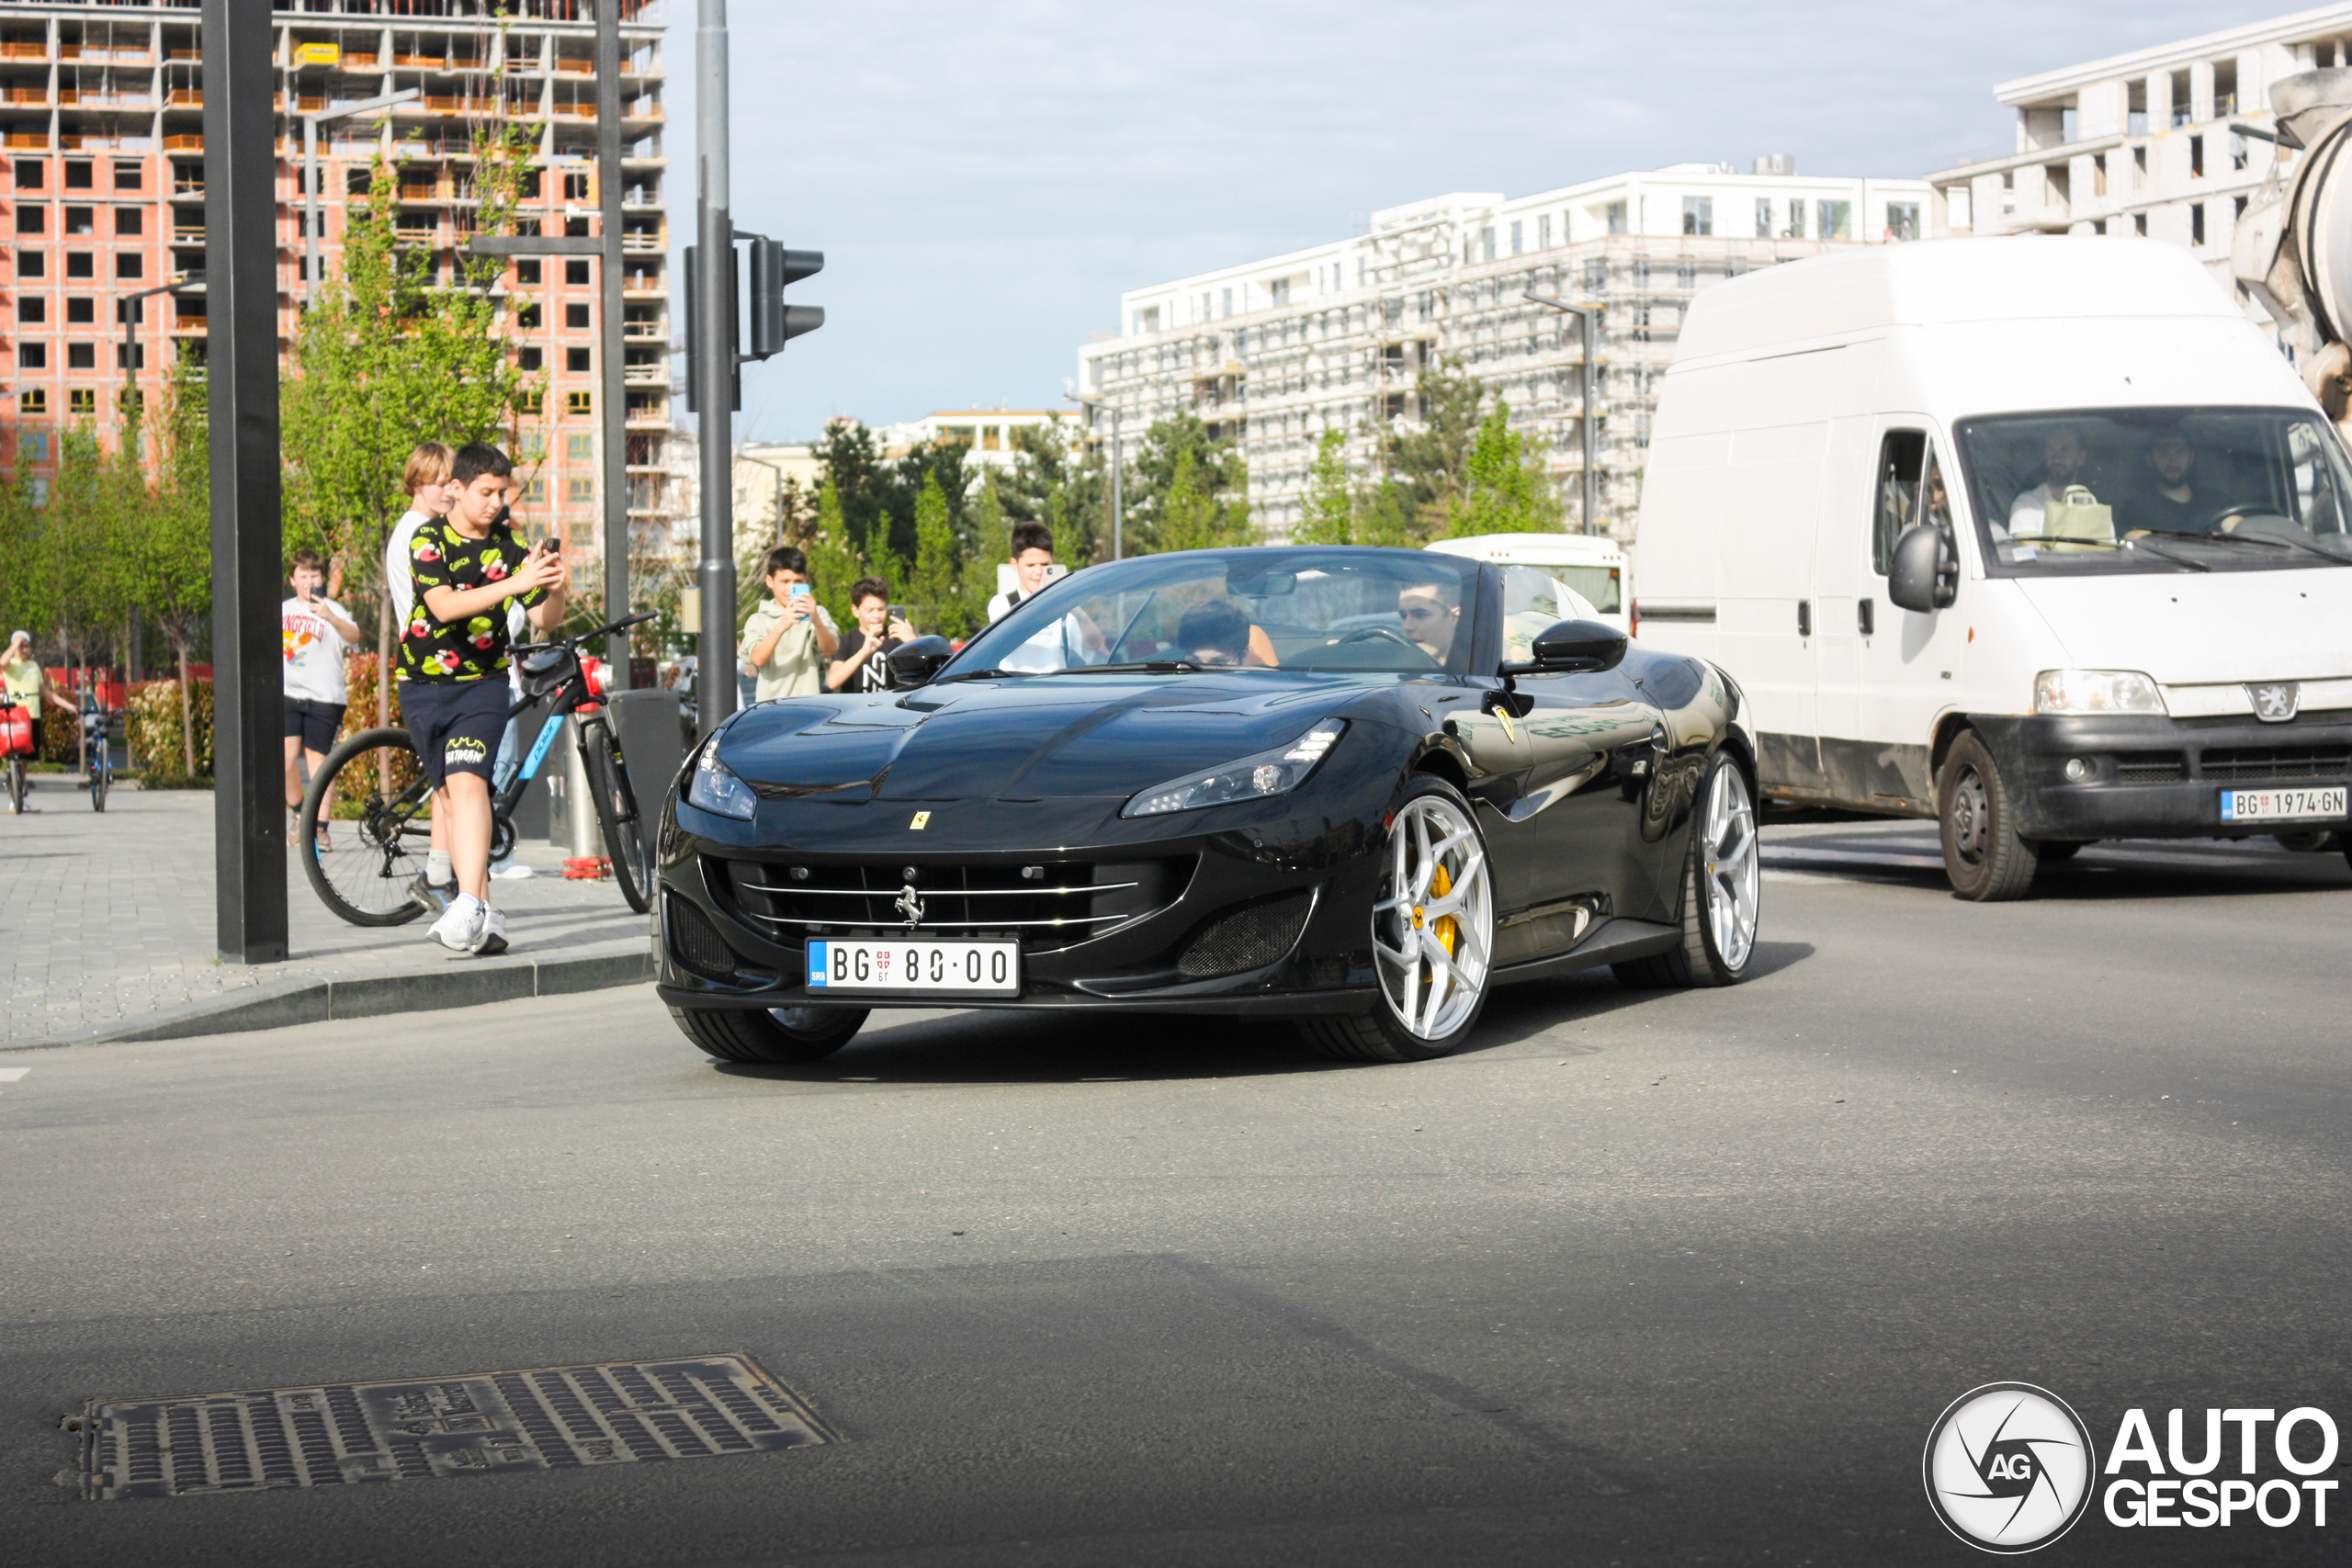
[281,547,362,843]
[738,545,838,701]
[825,577,918,694]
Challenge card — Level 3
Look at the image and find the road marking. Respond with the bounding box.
[0,1066,28,1084]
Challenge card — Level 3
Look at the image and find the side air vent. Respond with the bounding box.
[667,895,740,979]
[1179,893,1314,979]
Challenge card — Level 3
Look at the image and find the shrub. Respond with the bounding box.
[128,677,214,786]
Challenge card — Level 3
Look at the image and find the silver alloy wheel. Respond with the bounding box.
[1700,763,1760,971]
[1371,793,1495,1039]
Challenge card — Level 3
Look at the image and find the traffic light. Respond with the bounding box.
[682,243,738,413]
[747,238,823,360]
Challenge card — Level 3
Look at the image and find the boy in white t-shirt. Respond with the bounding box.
[382,443,458,889]
[282,548,362,843]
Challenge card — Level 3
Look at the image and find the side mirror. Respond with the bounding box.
[1887,525,1958,614]
[1504,618,1628,678]
[887,635,955,687]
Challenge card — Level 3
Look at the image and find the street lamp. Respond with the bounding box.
[302,88,422,307]
[119,272,199,422]
[1523,290,1601,536]
[1063,389,1122,561]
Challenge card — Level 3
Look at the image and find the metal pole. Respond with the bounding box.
[694,0,734,738]
[1580,310,1598,536]
[202,0,287,964]
[302,115,319,308]
[1110,406,1123,561]
[597,0,630,686]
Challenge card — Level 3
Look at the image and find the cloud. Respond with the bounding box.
[666,0,2304,440]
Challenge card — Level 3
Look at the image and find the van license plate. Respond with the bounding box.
[806,940,1020,996]
[2218,786,2347,823]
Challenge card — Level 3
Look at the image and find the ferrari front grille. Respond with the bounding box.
[666,895,741,979]
[1179,892,1314,978]
[715,858,1193,953]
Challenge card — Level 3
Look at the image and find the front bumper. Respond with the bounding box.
[1973,713,2352,840]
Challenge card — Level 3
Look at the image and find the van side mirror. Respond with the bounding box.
[887,635,955,687]
[1502,618,1628,678]
[1887,525,1957,614]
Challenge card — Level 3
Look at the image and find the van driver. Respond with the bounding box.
[2007,429,2095,534]
[2121,433,2206,535]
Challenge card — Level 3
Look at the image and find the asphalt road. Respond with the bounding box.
[4,821,2347,1565]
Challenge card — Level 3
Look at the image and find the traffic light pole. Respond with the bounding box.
[597,0,630,685]
[695,0,736,738]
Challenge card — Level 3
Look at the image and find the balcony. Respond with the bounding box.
[1,42,49,61]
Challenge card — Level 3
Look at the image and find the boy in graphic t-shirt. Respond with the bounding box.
[398,442,567,956]
[281,548,362,843]
[825,577,918,694]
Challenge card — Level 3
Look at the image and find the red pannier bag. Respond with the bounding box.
[0,702,33,759]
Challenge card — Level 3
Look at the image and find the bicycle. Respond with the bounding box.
[0,694,29,815]
[80,703,112,812]
[297,612,655,926]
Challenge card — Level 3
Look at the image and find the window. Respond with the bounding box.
[28,477,47,506]
[17,343,44,367]
[515,258,542,285]
[1677,260,1695,289]
[1510,220,1523,254]
[2232,131,2251,173]
[1583,257,1606,291]
[2134,212,2148,237]
[1480,226,1497,261]
[564,259,590,286]
[13,160,40,188]
[19,426,47,457]
[2191,203,2206,245]
[565,390,592,415]
[1538,214,1552,249]
[567,477,594,502]
[1755,197,1773,237]
[116,253,141,279]
[567,434,594,460]
[116,208,141,236]
[1871,429,1928,573]
[114,162,141,191]
[565,346,591,372]
[517,346,543,371]
[1784,201,1806,239]
[518,433,548,460]
[563,172,591,202]
[524,477,547,502]
[1265,278,1288,307]
[15,296,40,322]
[14,206,42,234]
[17,248,42,277]
[63,163,92,190]
[63,206,92,234]
[117,343,143,370]
[1221,286,1232,317]
[1681,195,1713,236]
[2189,134,2204,179]
[2169,67,2191,128]
[69,388,96,414]
[564,302,590,329]
[66,255,93,280]
[1605,200,1627,234]
[1885,201,1919,242]
[1817,200,1851,240]
[514,304,541,329]
[67,342,95,368]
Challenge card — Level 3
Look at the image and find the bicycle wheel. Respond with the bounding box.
[579,718,650,914]
[89,745,107,812]
[301,726,433,926]
[6,756,23,815]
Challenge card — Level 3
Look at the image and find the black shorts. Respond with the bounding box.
[399,679,511,792]
[283,697,346,753]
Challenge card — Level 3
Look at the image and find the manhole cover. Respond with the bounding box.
[77,1353,833,1500]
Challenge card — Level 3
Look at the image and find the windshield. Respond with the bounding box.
[1954,407,2352,575]
[947,547,1485,677]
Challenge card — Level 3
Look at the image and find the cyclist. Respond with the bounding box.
[4,629,78,814]
[399,442,566,955]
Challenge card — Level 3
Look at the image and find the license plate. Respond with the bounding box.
[805,939,1020,996]
[2219,785,2347,823]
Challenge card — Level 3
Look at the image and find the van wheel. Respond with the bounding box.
[1938,730,2041,901]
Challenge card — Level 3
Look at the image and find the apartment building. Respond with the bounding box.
[1924,5,2352,313]
[0,0,672,581]
[1076,164,1928,540]
[871,408,1082,470]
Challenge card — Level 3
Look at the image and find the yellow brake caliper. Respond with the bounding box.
[1428,862,1458,958]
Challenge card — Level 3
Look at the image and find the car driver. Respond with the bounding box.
[1398,581,1460,662]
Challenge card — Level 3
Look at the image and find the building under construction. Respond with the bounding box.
[0,0,673,585]
[1077,164,1930,539]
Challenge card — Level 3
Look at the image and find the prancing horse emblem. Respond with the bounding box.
[2248,682,2301,723]
[894,885,926,929]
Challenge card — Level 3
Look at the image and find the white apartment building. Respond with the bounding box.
[1925,5,2352,312]
[871,407,1084,470]
[1076,164,1929,538]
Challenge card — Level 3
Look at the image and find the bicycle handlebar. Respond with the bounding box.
[516,609,657,656]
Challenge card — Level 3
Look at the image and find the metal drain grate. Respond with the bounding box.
[78,1353,833,1500]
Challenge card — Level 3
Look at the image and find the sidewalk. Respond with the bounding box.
[3,784,652,1049]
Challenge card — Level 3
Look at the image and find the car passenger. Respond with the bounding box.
[1176,600,1258,667]
[1397,581,1461,662]
[2007,428,2097,534]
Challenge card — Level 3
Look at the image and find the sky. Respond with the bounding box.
[662,0,2320,445]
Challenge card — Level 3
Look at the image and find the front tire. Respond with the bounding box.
[1938,729,2041,902]
[1297,774,1494,1063]
[89,757,107,812]
[1613,751,1759,988]
[669,1004,867,1064]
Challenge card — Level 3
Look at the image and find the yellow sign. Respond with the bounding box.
[292,41,341,69]
[909,811,931,830]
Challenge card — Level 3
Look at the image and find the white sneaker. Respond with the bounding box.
[490,862,536,881]
[427,900,488,955]
[476,905,510,957]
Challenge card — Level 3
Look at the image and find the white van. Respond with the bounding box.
[1633,237,2352,899]
[1425,532,1631,634]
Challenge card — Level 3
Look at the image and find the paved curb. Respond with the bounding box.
[6,939,653,1052]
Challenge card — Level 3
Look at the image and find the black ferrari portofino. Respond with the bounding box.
[655,546,1759,1063]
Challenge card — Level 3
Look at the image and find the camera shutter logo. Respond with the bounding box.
[1923,1382,2096,1553]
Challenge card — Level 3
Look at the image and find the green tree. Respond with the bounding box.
[1368,358,1487,539]
[1152,448,1256,554]
[909,470,984,639]
[126,364,213,777]
[800,479,869,636]
[1000,422,1105,564]
[1448,399,1566,537]
[1294,429,1358,546]
[1127,413,1250,554]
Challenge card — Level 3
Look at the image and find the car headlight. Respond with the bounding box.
[1123,723,1347,818]
[2032,670,2167,716]
[684,742,756,820]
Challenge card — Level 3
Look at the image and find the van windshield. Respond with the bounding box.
[1953,408,2352,575]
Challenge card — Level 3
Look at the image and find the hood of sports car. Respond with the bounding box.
[716,672,1361,802]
